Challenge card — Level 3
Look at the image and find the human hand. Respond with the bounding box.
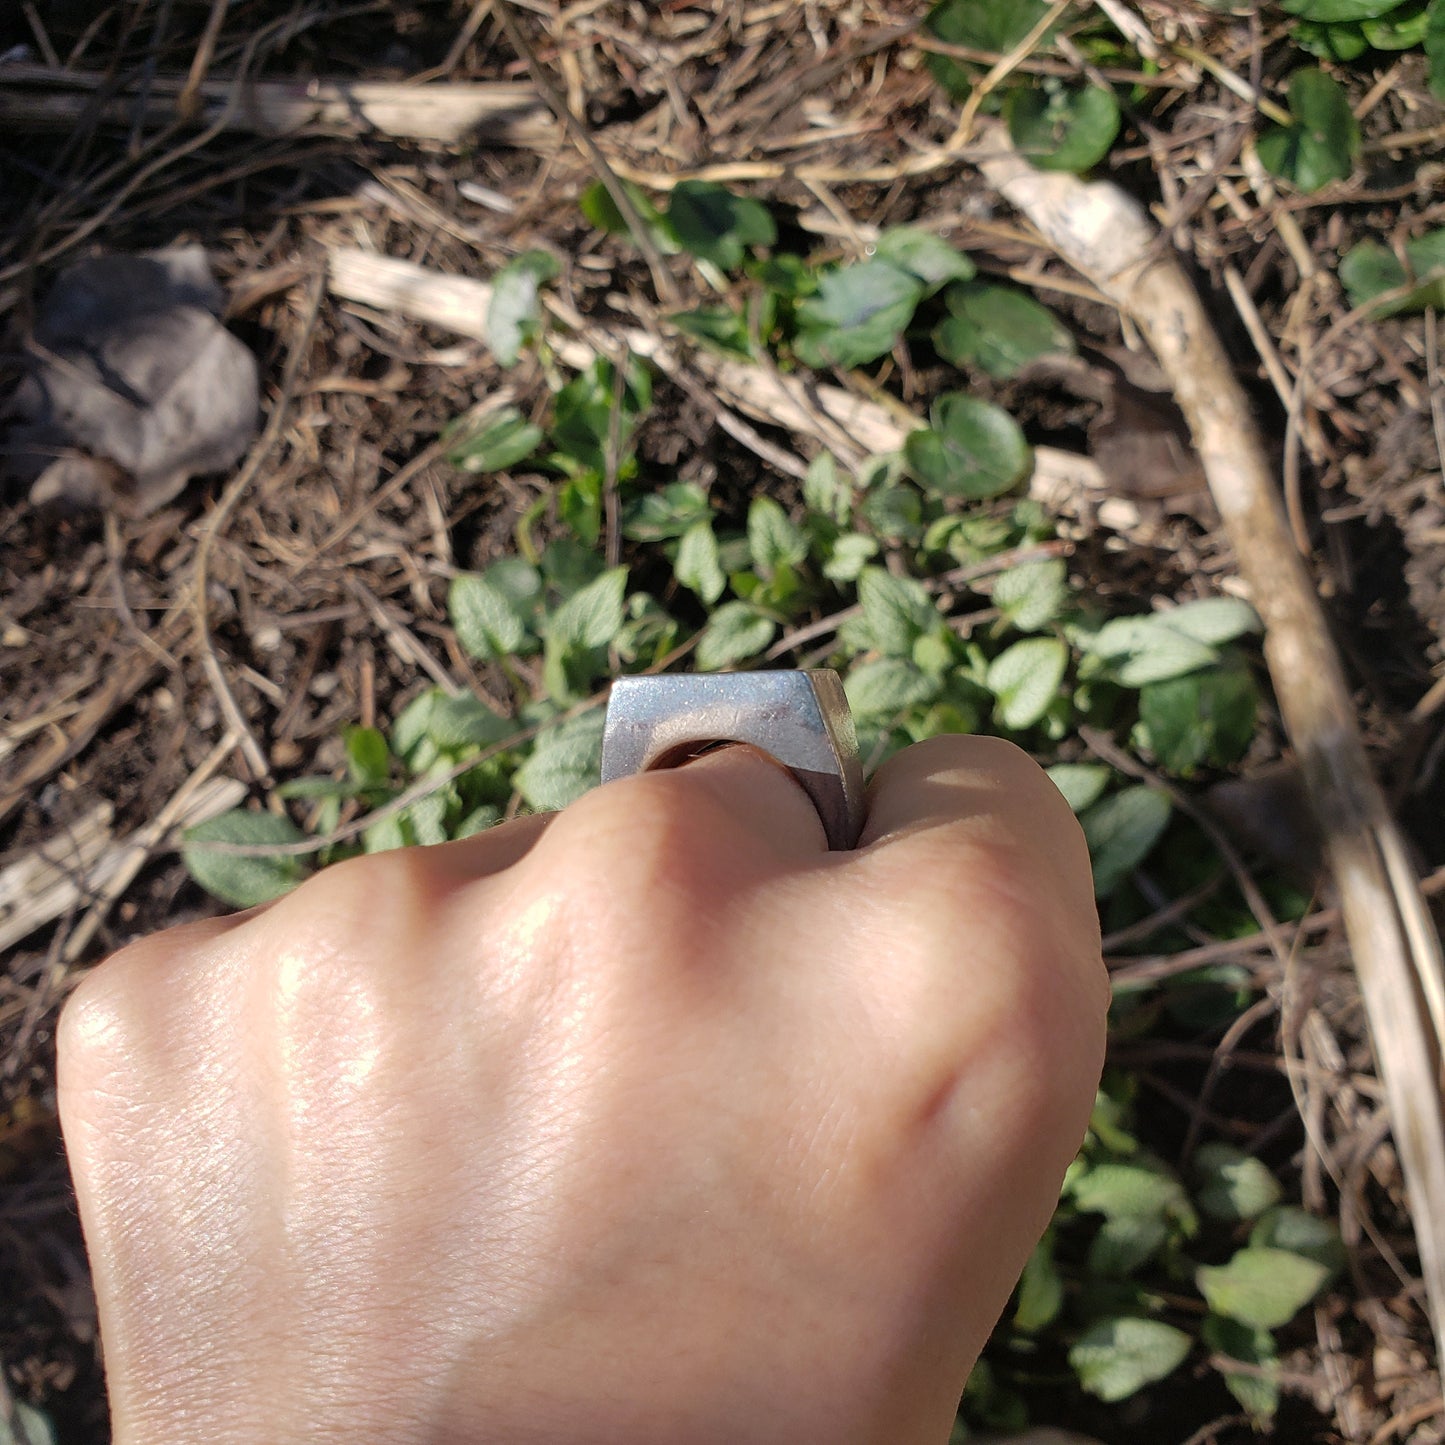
[59,735,1105,1445]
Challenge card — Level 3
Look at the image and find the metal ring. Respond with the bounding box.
[600,670,866,851]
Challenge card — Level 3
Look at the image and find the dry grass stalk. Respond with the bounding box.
[323,246,1109,504]
[0,775,243,957]
[0,65,551,145]
[972,126,1445,1361]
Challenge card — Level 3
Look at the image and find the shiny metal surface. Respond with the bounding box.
[600,670,866,850]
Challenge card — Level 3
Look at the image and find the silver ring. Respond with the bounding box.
[600,670,866,851]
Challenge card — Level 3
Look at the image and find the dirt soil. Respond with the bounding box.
[2,2,1444,1441]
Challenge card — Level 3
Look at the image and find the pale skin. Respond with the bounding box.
[58,734,1107,1445]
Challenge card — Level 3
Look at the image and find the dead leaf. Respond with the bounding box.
[1206,759,1327,888]
[3,245,260,516]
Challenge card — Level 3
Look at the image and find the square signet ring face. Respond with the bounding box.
[599,670,867,851]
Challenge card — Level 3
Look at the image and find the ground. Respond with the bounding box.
[1,2,1444,1441]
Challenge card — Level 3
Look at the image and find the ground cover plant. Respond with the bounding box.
[2,1,1443,1441]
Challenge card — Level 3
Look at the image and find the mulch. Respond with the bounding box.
[1,2,1443,1440]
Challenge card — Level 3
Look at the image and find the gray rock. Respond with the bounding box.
[4,244,260,515]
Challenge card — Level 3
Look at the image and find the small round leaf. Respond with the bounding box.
[904,393,1031,500]
[1005,81,1121,174]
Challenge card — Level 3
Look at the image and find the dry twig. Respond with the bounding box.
[973,123,1445,1361]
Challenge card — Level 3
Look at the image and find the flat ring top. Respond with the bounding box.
[600,670,866,850]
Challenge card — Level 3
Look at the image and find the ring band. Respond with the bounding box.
[600,670,866,850]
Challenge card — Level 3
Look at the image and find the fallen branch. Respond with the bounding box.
[0,775,244,957]
[0,64,552,145]
[323,246,1109,503]
[972,126,1445,1359]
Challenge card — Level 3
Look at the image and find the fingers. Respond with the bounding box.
[859,733,1097,934]
[661,743,830,856]
[840,732,1107,1173]
[533,741,830,886]
[425,810,557,879]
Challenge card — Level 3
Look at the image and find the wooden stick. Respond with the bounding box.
[0,66,552,145]
[323,246,1108,497]
[972,125,1445,1360]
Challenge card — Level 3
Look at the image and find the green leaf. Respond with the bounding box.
[551,357,650,473]
[1005,81,1121,174]
[872,226,976,291]
[670,304,755,358]
[622,482,712,541]
[748,495,809,575]
[1196,1247,1330,1329]
[543,538,605,595]
[667,180,776,271]
[1257,69,1360,193]
[578,179,679,252]
[1429,0,1445,98]
[1088,1214,1170,1277]
[487,249,559,367]
[1193,1143,1284,1222]
[1202,1314,1280,1423]
[426,691,514,751]
[1081,786,1172,896]
[362,810,407,855]
[824,532,879,582]
[675,519,726,604]
[985,636,1067,729]
[1086,614,1221,686]
[992,558,1069,632]
[1014,1234,1064,1332]
[614,592,679,666]
[933,280,1075,379]
[0,1400,55,1445]
[1339,231,1445,315]
[904,393,1032,500]
[795,260,925,370]
[402,790,449,847]
[695,601,778,670]
[182,809,309,909]
[1046,762,1110,814]
[1070,1317,1192,1403]
[456,803,502,838]
[447,405,544,473]
[1088,1086,1140,1154]
[276,775,359,801]
[549,566,628,650]
[1165,597,1262,646]
[752,253,818,299]
[491,555,546,608]
[803,452,850,524]
[1339,239,1410,309]
[1137,656,1258,775]
[1362,0,1432,46]
[1249,1206,1347,1275]
[845,658,941,719]
[451,570,530,659]
[925,0,1053,100]
[1292,18,1372,58]
[858,567,939,657]
[344,725,390,788]
[1070,1160,1192,1220]
[1282,0,1410,19]
[862,484,924,541]
[513,710,606,811]
[391,687,441,760]
[913,631,954,676]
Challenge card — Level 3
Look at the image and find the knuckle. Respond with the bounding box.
[56,929,187,1076]
[546,771,733,902]
[271,845,446,954]
[57,965,130,1078]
